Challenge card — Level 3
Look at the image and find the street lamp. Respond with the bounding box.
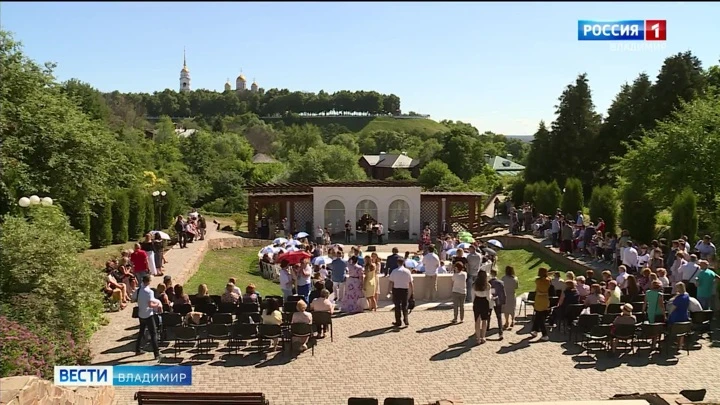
[18,195,53,208]
[152,190,167,230]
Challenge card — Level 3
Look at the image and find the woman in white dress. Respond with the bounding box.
[501,266,519,329]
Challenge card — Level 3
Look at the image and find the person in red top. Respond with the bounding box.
[130,243,151,285]
[596,218,605,235]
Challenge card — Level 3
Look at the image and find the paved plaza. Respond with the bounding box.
[96,300,720,405]
[89,205,720,405]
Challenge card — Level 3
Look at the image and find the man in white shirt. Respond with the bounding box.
[465,246,481,303]
[315,226,324,246]
[278,260,294,300]
[422,246,441,301]
[388,264,414,328]
[615,265,629,290]
[695,235,717,261]
[134,275,163,361]
[622,241,639,274]
[678,254,701,297]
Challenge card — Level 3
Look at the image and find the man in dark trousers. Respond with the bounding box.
[388,263,414,327]
[134,275,164,361]
[174,215,187,248]
[344,220,352,244]
[488,268,506,340]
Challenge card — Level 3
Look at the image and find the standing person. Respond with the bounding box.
[531,267,551,341]
[130,243,150,285]
[376,222,384,245]
[385,248,401,276]
[140,233,159,276]
[488,269,506,340]
[451,262,467,324]
[174,215,187,249]
[643,280,666,323]
[363,262,378,311]
[152,233,166,276]
[622,241,639,274]
[695,260,720,309]
[472,271,492,345]
[371,252,382,305]
[422,245,441,301]
[501,266,519,330]
[295,260,313,303]
[344,220,352,244]
[278,260,294,300]
[388,262,414,327]
[134,275,163,361]
[330,250,347,304]
[551,215,560,248]
[465,246,481,303]
[366,221,374,245]
[679,254,701,298]
[341,256,365,314]
[315,225,324,246]
[198,214,207,241]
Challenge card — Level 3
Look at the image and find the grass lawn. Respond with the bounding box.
[80,241,136,269]
[496,248,567,296]
[184,247,281,297]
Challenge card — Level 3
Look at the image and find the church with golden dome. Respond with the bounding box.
[179,48,259,94]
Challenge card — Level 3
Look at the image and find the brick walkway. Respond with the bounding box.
[99,301,720,405]
[90,227,236,364]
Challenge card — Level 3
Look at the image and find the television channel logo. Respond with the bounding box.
[54,365,192,386]
[578,20,666,41]
[54,366,113,386]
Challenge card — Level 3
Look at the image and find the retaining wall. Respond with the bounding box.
[478,234,594,274]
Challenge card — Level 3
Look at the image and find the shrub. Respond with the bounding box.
[509,178,526,207]
[671,187,698,240]
[620,185,656,243]
[231,213,244,231]
[66,198,91,237]
[535,181,562,215]
[111,190,129,244]
[90,198,112,248]
[160,189,180,229]
[0,315,91,379]
[523,182,539,205]
[589,185,618,234]
[202,198,229,213]
[144,194,155,233]
[561,177,584,216]
[0,206,104,343]
[128,188,146,240]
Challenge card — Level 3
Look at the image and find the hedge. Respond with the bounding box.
[535,180,562,215]
[144,194,155,233]
[127,188,146,240]
[671,187,698,241]
[111,190,129,244]
[561,177,584,216]
[67,198,91,238]
[589,185,618,235]
[89,199,112,248]
[620,185,656,243]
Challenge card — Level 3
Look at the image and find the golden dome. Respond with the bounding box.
[236,74,246,82]
[181,65,189,73]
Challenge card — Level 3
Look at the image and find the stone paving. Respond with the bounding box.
[90,206,720,405]
[97,299,720,405]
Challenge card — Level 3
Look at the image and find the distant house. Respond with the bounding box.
[487,154,525,177]
[252,153,279,164]
[175,128,196,138]
[359,152,420,180]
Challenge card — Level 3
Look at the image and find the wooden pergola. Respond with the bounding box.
[419,192,486,234]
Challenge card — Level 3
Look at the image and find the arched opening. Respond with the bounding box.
[388,199,410,240]
[324,200,345,241]
[355,199,378,241]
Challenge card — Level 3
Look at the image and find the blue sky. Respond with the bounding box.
[2,2,718,135]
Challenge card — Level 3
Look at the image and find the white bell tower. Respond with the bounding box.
[179,47,191,93]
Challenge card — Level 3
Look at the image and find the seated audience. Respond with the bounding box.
[261,298,283,350]
[155,284,171,307]
[584,284,605,306]
[610,303,637,353]
[221,283,240,304]
[228,278,242,295]
[576,276,590,300]
[308,281,325,304]
[173,284,190,307]
[242,284,261,304]
[291,300,313,352]
[309,289,334,339]
[195,283,213,307]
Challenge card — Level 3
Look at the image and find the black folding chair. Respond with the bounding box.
[290,323,314,356]
[691,310,713,339]
[312,311,334,342]
[228,323,257,354]
[612,323,637,355]
[257,324,284,353]
[159,312,183,343]
[638,323,665,353]
[211,313,234,325]
[571,313,599,344]
[173,326,198,358]
[584,324,611,353]
[606,303,622,314]
[173,303,193,316]
[665,321,693,356]
[218,302,238,314]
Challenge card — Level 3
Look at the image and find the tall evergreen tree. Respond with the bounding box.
[524,121,553,183]
[642,51,706,131]
[548,74,601,190]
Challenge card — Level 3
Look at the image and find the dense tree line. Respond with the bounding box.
[98,88,402,122]
[521,50,720,241]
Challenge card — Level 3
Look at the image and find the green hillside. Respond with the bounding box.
[260,115,448,135]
